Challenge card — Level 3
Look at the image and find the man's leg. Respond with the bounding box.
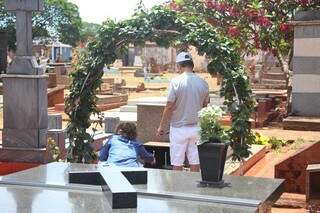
[173,166,183,171]
[189,164,200,172]
[186,127,200,172]
[170,127,187,170]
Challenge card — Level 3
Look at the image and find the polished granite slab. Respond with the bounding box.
[68,165,148,209]
[0,185,256,213]
[139,169,283,203]
[0,163,147,191]
[0,162,284,212]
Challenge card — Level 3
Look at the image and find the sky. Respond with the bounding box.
[69,0,168,24]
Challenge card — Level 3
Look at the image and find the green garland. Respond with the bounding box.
[65,6,256,163]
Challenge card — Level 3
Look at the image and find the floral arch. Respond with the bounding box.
[65,6,255,163]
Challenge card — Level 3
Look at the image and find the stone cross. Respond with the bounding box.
[5,0,44,56]
[69,164,147,209]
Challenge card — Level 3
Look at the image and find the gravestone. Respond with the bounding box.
[306,164,320,203]
[0,0,49,163]
[137,103,169,143]
[0,162,285,212]
[104,117,120,133]
[0,32,7,74]
[134,68,145,77]
[275,142,320,193]
[291,11,320,116]
[69,165,147,209]
[48,114,62,129]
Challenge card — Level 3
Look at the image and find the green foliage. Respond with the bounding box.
[80,21,101,42]
[198,106,229,145]
[66,5,255,163]
[0,0,82,48]
[254,132,269,145]
[269,137,285,150]
[254,133,286,150]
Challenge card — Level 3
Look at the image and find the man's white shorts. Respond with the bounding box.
[169,125,200,166]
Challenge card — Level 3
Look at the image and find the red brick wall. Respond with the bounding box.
[275,142,320,194]
[48,86,65,107]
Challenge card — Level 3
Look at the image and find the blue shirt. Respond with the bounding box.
[99,135,154,167]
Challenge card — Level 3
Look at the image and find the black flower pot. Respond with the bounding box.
[198,142,229,183]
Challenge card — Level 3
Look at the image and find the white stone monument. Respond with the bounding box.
[292,11,320,116]
[0,0,49,163]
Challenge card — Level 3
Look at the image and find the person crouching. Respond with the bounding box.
[99,122,155,167]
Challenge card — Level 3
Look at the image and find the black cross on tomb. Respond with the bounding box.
[68,164,147,209]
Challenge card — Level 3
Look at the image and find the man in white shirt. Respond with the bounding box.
[157,52,210,172]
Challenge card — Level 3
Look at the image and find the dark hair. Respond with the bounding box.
[116,122,137,140]
[178,60,194,69]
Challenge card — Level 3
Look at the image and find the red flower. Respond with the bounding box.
[245,10,259,18]
[205,1,232,13]
[205,0,214,9]
[228,26,241,37]
[298,0,309,6]
[279,23,293,32]
[254,35,261,48]
[168,2,180,11]
[229,7,239,17]
[256,16,272,27]
[216,2,230,13]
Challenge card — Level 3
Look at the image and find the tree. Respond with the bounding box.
[80,22,101,43]
[168,0,320,113]
[0,0,82,48]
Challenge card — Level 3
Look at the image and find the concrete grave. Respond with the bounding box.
[275,142,320,193]
[104,117,120,133]
[134,68,145,77]
[69,164,147,209]
[0,162,285,212]
[2,75,48,148]
[0,0,49,163]
[137,103,169,143]
[48,114,63,129]
[291,11,320,116]
[47,72,57,88]
[55,65,71,87]
[47,85,65,107]
[306,164,320,203]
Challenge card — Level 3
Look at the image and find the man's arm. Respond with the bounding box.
[203,82,210,107]
[157,101,175,136]
[203,94,210,107]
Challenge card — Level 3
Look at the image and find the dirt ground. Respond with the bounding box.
[118,71,219,99]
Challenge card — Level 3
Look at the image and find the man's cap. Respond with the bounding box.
[176,52,193,63]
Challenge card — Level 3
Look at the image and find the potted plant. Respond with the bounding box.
[197,105,230,184]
